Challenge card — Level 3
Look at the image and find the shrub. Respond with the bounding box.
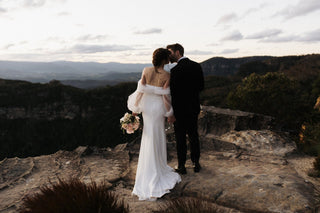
[313,156,320,177]
[226,72,304,130]
[155,197,218,213]
[298,122,320,156]
[19,178,129,213]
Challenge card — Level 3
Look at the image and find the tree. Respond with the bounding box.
[227,72,300,129]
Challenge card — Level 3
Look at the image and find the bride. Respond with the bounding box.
[127,48,181,201]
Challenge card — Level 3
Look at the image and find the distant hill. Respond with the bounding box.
[1,55,319,89]
[60,72,141,89]
[0,60,150,83]
[200,56,273,76]
[236,54,320,81]
[265,54,320,81]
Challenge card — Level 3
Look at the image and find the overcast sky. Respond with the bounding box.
[0,0,319,63]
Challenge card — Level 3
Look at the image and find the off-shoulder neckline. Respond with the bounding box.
[139,80,169,89]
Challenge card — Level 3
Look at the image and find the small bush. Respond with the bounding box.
[155,197,218,213]
[313,156,320,177]
[298,122,320,156]
[19,178,129,213]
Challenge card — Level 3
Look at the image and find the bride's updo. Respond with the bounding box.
[152,48,170,72]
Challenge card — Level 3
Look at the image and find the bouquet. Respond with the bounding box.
[120,112,140,134]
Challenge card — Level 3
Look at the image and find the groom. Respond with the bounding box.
[167,43,204,174]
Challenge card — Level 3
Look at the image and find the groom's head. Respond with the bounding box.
[167,43,184,63]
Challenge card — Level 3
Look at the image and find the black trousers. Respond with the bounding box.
[174,114,200,167]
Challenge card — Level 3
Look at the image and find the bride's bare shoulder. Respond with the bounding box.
[143,67,154,73]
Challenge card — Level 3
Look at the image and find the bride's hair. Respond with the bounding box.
[152,48,170,73]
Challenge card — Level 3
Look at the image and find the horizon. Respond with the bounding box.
[0,0,319,63]
[0,53,318,65]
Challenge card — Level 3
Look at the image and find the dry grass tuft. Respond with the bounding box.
[155,197,218,213]
[19,178,129,213]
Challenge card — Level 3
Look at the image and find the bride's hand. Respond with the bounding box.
[167,115,176,124]
[132,112,138,116]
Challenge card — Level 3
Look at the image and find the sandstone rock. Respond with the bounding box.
[219,130,297,156]
[0,146,130,212]
[198,106,274,136]
[0,106,319,213]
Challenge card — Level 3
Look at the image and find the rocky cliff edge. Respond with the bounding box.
[0,106,319,213]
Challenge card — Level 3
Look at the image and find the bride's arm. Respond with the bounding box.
[163,77,170,89]
[162,75,173,117]
[163,94,171,112]
[127,69,147,114]
[141,68,147,85]
[162,91,173,117]
[134,70,147,106]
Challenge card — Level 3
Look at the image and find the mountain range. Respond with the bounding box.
[0,60,150,87]
[0,55,317,88]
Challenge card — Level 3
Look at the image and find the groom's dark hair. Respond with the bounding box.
[167,43,184,56]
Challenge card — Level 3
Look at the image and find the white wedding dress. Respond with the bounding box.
[127,80,181,201]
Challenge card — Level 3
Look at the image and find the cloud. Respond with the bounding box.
[70,44,133,53]
[0,7,7,13]
[220,49,239,54]
[221,30,243,41]
[216,13,238,25]
[187,50,213,55]
[57,11,70,16]
[260,35,299,43]
[23,0,46,7]
[22,0,66,8]
[246,29,282,39]
[242,3,269,17]
[208,43,220,46]
[275,0,320,19]
[77,34,109,42]
[4,44,14,49]
[258,29,320,43]
[297,28,320,42]
[134,28,162,34]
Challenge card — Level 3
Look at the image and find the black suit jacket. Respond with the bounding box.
[170,58,204,119]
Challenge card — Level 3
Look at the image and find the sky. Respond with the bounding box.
[0,0,319,63]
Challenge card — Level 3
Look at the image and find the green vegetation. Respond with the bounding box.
[0,80,141,160]
[200,75,241,107]
[201,54,320,159]
[227,72,304,129]
[1,54,320,162]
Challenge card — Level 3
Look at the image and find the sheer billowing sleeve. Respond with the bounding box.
[127,78,173,117]
[127,80,144,114]
[154,86,173,117]
[162,93,173,117]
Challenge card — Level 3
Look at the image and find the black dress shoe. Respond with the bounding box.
[175,166,187,175]
[193,162,201,173]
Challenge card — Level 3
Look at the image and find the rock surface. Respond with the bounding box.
[0,106,319,213]
[198,106,274,136]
